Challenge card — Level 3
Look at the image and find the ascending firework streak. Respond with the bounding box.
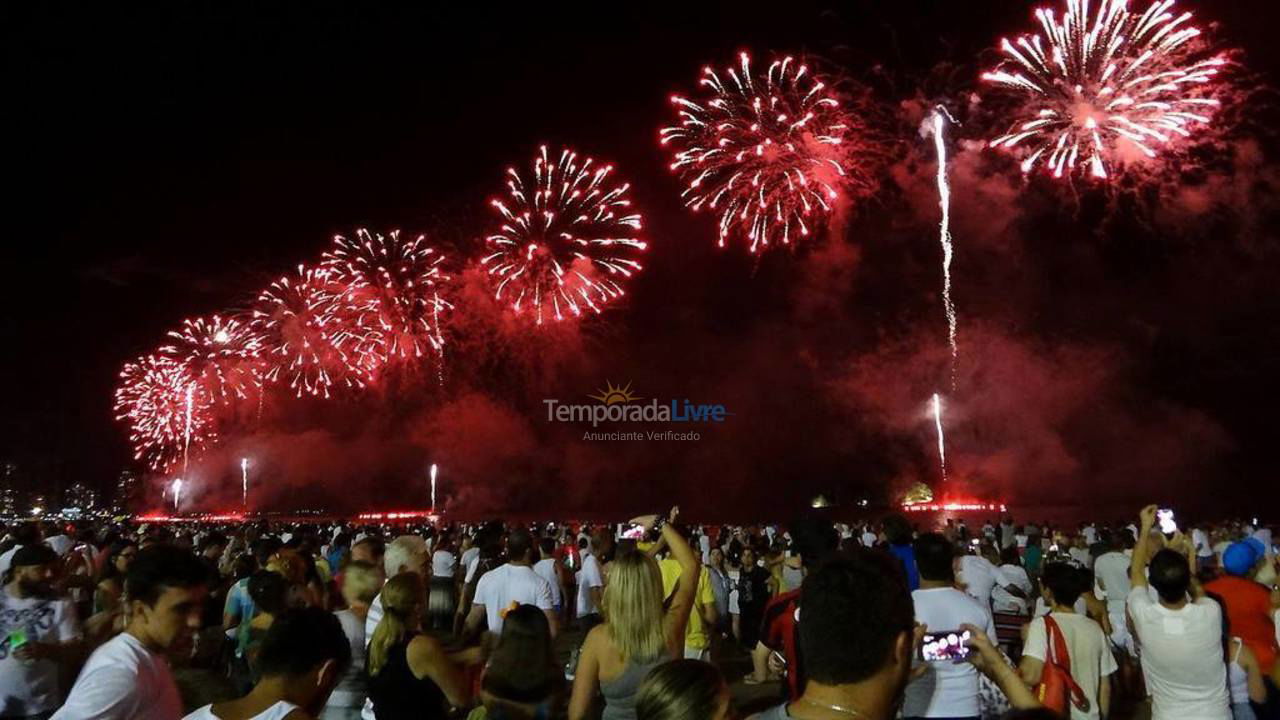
[172,478,183,511]
[932,109,958,377]
[182,384,195,472]
[931,393,948,483]
[240,458,249,508]
[430,463,438,510]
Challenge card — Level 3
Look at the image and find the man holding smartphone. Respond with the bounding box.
[0,545,83,720]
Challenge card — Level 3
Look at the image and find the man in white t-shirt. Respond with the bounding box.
[904,534,997,719]
[1,545,82,717]
[465,529,556,638]
[1020,562,1116,720]
[957,552,1000,611]
[575,531,610,631]
[1093,531,1133,652]
[533,537,563,610]
[54,545,208,720]
[458,536,479,578]
[1125,505,1230,720]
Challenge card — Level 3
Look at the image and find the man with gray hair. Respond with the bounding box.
[360,534,428,720]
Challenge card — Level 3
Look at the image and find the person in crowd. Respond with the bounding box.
[185,607,350,720]
[366,573,471,719]
[903,532,997,720]
[1019,562,1116,720]
[1126,505,1231,720]
[749,514,840,693]
[656,526,718,662]
[94,539,137,616]
[465,528,557,640]
[1206,537,1279,679]
[575,529,611,633]
[323,561,379,720]
[569,509,699,720]
[468,604,565,720]
[0,523,43,579]
[242,571,291,683]
[53,545,208,720]
[704,548,730,640]
[427,534,457,632]
[733,546,770,652]
[635,659,729,720]
[533,537,563,617]
[349,538,385,573]
[1228,635,1268,720]
[749,549,920,720]
[883,515,920,591]
[992,546,1033,616]
[1,544,83,719]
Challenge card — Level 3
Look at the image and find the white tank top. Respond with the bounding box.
[184,700,299,720]
[1228,638,1249,705]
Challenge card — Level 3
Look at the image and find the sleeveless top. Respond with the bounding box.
[367,633,448,720]
[184,700,299,719]
[600,656,663,720]
[1228,637,1249,705]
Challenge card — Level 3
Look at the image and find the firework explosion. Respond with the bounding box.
[660,52,870,252]
[982,0,1226,181]
[159,314,263,404]
[480,145,646,325]
[114,354,215,471]
[253,265,378,398]
[322,228,452,365]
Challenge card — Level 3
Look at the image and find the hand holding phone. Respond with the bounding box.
[921,629,973,662]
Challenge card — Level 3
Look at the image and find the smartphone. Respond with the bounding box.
[622,523,647,541]
[7,629,27,651]
[1157,508,1177,535]
[921,630,973,662]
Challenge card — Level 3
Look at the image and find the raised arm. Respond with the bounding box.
[630,508,699,654]
[1130,505,1157,590]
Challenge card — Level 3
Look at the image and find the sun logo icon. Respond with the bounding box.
[589,381,641,405]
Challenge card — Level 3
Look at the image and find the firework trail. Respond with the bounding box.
[931,393,948,483]
[253,265,378,398]
[322,229,452,368]
[240,457,249,508]
[172,477,183,511]
[159,314,263,404]
[114,354,215,472]
[982,0,1226,181]
[660,52,872,252]
[932,109,958,375]
[480,145,646,325]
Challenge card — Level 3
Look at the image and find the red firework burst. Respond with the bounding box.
[252,265,378,398]
[159,314,263,403]
[660,52,867,253]
[982,0,1227,181]
[480,145,646,325]
[321,228,452,365]
[114,354,215,471]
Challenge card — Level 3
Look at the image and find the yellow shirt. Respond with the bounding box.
[660,558,717,650]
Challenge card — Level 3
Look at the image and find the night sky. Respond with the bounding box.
[4,2,1280,519]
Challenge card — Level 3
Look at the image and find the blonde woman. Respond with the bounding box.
[366,573,471,719]
[569,509,699,720]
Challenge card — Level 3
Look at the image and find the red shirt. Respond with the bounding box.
[1205,575,1277,673]
[760,589,803,699]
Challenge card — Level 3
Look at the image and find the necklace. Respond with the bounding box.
[799,697,872,718]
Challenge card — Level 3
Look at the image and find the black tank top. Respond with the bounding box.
[367,633,448,719]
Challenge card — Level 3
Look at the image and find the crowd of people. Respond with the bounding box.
[0,506,1276,720]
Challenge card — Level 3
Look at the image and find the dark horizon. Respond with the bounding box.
[4,2,1280,519]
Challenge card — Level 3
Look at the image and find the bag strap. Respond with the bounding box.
[1044,615,1091,711]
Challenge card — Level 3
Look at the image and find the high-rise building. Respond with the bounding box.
[113,470,140,514]
[65,482,98,511]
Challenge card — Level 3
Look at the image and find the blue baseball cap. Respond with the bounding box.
[1222,538,1266,577]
